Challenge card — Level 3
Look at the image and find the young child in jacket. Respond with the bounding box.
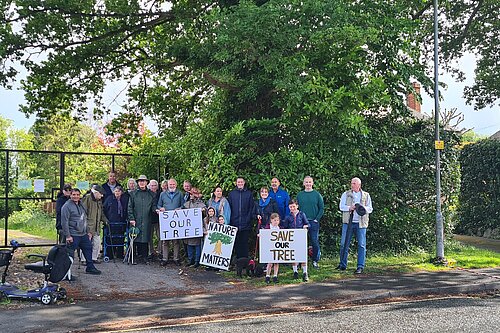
[265,213,281,284]
[204,207,217,236]
[283,199,310,282]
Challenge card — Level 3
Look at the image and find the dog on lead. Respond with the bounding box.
[235,257,265,278]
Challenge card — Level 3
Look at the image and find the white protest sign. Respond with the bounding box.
[200,222,238,271]
[259,229,308,263]
[159,208,203,240]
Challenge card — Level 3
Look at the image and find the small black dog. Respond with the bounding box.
[235,257,265,278]
[236,257,256,278]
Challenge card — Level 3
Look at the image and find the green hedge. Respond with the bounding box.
[153,114,460,255]
[457,140,500,238]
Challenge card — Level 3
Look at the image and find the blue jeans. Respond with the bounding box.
[187,244,201,263]
[67,234,97,271]
[308,220,321,262]
[339,223,366,269]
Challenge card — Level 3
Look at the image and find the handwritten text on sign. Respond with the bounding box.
[159,208,203,240]
[259,229,308,263]
[200,222,238,270]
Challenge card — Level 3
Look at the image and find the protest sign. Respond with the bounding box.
[259,229,308,263]
[159,208,203,240]
[200,222,237,271]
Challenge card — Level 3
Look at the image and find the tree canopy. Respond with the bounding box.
[0,1,473,253]
[1,0,497,128]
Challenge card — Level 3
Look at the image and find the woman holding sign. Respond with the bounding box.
[283,199,310,282]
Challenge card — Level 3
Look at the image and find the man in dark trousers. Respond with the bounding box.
[61,188,101,275]
[227,177,256,259]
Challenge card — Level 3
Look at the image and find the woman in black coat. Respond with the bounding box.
[255,187,279,229]
[103,186,129,258]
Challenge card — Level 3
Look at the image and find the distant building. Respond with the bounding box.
[406,82,429,120]
[490,130,500,140]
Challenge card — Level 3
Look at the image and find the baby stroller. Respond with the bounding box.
[0,240,70,305]
[103,221,128,262]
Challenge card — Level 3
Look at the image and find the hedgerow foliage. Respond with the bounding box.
[457,140,500,238]
[144,111,460,254]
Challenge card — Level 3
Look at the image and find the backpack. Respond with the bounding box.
[47,245,72,283]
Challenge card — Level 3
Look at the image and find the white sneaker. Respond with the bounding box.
[312,261,319,269]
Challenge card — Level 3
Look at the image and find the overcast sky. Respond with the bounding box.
[1,53,499,136]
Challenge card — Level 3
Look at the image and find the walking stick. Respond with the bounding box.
[254,217,262,261]
[124,227,139,265]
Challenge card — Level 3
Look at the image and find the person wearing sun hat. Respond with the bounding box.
[127,175,157,262]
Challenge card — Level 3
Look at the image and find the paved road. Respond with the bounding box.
[141,296,500,333]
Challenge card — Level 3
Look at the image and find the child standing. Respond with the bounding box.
[265,213,281,284]
[204,207,217,235]
[283,199,309,281]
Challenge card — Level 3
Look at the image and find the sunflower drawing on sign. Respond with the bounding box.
[208,232,232,255]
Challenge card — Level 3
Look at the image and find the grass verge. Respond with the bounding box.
[222,239,500,285]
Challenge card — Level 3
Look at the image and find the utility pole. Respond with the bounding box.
[433,0,445,261]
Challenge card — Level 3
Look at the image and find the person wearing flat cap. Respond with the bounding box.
[127,175,157,261]
[81,184,108,263]
[337,177,373,274]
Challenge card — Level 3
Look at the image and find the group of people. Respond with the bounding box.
[55,172,373,282]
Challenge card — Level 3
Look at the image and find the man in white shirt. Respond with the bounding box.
[337,177,373,274]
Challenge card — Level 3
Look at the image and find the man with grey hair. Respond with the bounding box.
[148,179,160,258]
[337,177,373,274]
[157,178,183,265]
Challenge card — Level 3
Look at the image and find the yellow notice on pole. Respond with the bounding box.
[435,140,444,150]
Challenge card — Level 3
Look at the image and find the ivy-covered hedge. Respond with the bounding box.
[141,113,460,255]
[457,140,500,239]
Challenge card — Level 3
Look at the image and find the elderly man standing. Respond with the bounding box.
[337,177,373,274]
[81,184,107,263]
[128,175,157,263]
[148,179,161,258]
[61,188,101,275]
[297,176,324,269]
[157,178,183,266]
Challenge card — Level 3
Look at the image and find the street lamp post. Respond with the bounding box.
[433,0,445,261]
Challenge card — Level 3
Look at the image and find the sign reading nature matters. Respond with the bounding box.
[159,208,203,240]
[259,229,308,263]
[200,223,238,271]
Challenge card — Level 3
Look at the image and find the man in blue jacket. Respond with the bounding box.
[228,177,255,259]
[269,177,290,221]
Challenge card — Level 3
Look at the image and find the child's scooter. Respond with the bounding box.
[0,240,69,305]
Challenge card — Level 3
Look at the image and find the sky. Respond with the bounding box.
[1,54,499,136]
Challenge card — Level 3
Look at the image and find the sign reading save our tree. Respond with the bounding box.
[159,208,203,240]
[200,223,238,271]
[259,229,308,263]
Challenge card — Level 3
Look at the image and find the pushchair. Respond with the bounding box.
[103,221,128,262]
[0,240,70,305]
